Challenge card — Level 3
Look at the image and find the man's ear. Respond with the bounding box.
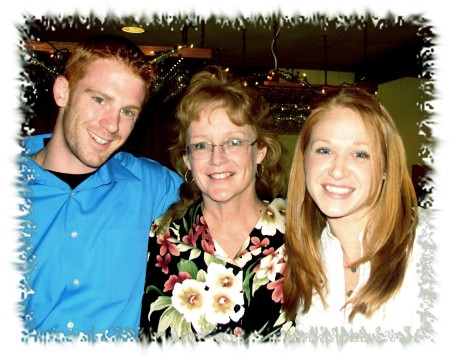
[53,75,69,107]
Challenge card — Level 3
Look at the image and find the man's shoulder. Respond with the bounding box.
[112,151,167,170]
[110,151,181,182]
[21,133,52,153]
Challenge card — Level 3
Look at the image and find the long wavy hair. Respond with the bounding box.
[158,65,287,227]
[283,87,418,322]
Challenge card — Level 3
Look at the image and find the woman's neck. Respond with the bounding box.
[202,195,266,219]
[327,216,366,262]
[201,196,267,258]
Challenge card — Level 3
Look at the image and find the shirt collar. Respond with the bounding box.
[324,221,365,244]
[20,134,140,189]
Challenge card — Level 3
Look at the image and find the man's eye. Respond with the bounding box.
[121,108,137,118]
[93,96,105,104]
[228,138,243,147]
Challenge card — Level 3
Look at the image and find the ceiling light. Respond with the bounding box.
[121,26,145,34]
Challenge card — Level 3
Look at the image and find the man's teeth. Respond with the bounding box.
[324,185,353,194]
[89,131,108,145]
[210,173,231,179]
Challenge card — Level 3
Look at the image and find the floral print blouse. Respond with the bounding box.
[139,198,290,343]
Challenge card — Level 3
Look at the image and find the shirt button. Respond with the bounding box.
[70,231,78,239]
[73,279,80,286]
[67,321,74,330]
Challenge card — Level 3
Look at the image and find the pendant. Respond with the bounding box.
[351,266,358,273]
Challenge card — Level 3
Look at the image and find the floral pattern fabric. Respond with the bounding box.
[139,198,290,343]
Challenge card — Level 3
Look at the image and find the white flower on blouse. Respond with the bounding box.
[205,262,243,293]
[204,262,245,324]
[172,279,209,323]
[149,218,162,238]
[255,198,286,236]
[205,288,245,324]
[256,252,283,282]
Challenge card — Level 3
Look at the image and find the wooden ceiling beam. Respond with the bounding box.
[23,40,212,59]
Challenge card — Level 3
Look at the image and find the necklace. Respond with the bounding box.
[344,259,358,273]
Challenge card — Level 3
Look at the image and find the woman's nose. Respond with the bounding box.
[328,156,349,179]
[209,144,228,164]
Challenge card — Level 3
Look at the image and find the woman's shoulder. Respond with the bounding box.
[256,198,287,237]
[266,198,287,218]
[268,197,287,206]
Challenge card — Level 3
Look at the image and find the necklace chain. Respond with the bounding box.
[343,259,359,273]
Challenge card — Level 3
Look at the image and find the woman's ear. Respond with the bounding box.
[53,76,70,107]
[256,145,268,164]
[183,153,191,171]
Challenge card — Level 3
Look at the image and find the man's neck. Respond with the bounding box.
[48,169,96,189]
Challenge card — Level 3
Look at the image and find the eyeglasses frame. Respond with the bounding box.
[185,138,258,159]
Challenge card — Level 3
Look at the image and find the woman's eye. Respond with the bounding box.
[355,151,370,159]
[195,142,210,150]
[316,147,331,154]
[228,138,243,147]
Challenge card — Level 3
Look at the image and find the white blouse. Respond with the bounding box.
[294,208,434,340]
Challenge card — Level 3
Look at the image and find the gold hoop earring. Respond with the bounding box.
[184,169,194,184]
[256,163,264,177]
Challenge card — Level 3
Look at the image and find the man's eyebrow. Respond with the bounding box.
[85,88,142,111]
[123,104,142,111]
[85,88,111,101]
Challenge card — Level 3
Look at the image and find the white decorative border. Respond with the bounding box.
[3,1,448,359]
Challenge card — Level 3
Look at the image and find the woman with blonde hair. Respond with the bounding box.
[140,66,291,343]
[283,87,432,334]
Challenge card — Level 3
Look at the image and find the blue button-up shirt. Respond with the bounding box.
[19,134,182,341]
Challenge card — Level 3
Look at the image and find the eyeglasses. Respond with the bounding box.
[185,138,258,160]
